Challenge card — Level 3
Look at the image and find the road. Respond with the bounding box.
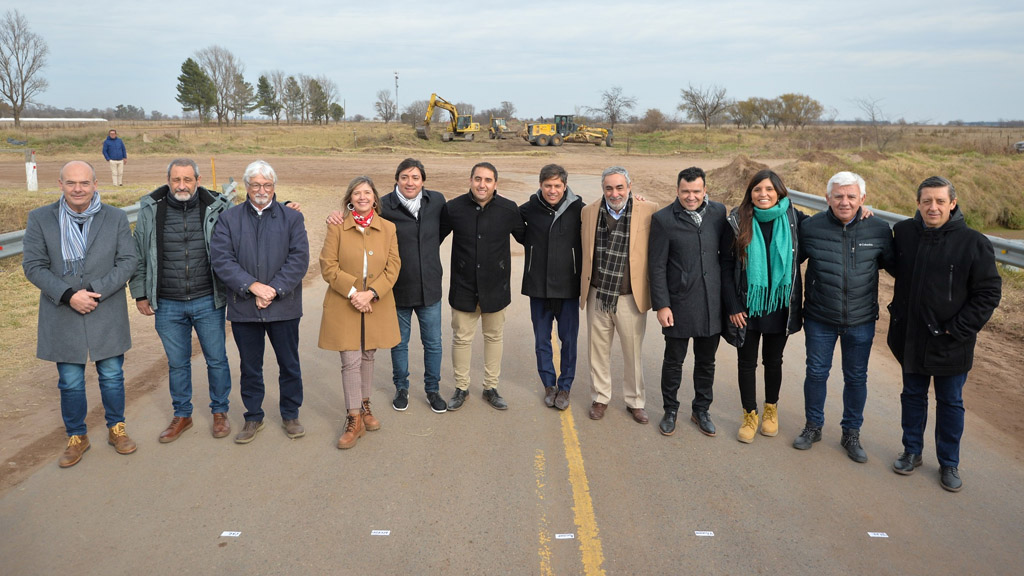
[2,170,1023,576]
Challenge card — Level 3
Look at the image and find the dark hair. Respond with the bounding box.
[677,166,706,187]
[343,176,380,212]
[539,164,567,185]
[471,161,498,181]
[916,176,956,202]
[395,158,426,182]
[733,169,790,263]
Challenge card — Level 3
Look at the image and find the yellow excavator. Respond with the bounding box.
[415,93,481,142]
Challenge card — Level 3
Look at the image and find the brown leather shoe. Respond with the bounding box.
[589,401,608,420]
[108,422,138,454]
[282,418,305,439]
[544,386,558,408]
[337,413,365,449]
[159,416,193,443]
[211,413,230,438]
[628,407,649,424]
[554,389,570,411]
[361,399,381,431]
[234,420,264,444]
[59,434,90,468]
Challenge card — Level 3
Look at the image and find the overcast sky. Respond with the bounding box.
[17,0,1024,123]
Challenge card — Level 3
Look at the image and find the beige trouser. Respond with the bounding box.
[340,349,375,411]
[109,160,124,186]
[451,306,506,390]
[586,290,647,408]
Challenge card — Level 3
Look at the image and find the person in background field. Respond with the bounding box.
[793,171,892,463]
[580,166,658,424]
[440,162,526,411]
[722,169,805,444]
[887,176,1001,492]
[519,164,584,411]
[102,129,128,186]
[129,158,234,443]
[649,166,729,437]
[319,176,401,449]
[22,160,138,468]
[210,160,309,445]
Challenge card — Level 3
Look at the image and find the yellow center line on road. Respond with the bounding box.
[535,449,554,576]
[551,327,606,575]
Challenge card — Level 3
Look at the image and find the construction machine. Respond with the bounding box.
[521,114,613,147]
[489,117,514,139]
[415,93,481,142]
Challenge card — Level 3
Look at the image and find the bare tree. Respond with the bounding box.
[592,86,636,131]
[402,99,430,127]
[498,100,516,119]
[316,75,339,122]
[0,10,49,128]
[855,96,906,152]
[268,69,289,122]
[678,84,730,130]
[375,89,397,123]
[195,45,245,126]
[638,108,667,133]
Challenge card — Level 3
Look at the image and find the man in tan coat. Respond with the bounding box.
[580,166,657,423]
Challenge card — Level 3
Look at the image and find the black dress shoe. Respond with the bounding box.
[893,452,923,475]
[448,389,469,411]
[940,466,962,492]
[691,410,716,437]
[659,411,677,436]
[841,428,868,463]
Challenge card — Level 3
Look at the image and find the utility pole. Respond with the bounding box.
[394,71,399,120]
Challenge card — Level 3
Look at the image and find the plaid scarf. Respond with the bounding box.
[684,200,707,227]
[594,197,632,313]
[59,193,102,276]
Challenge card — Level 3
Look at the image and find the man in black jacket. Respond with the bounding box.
[441,162,525,411]
[378,159,448,414]
[793,171,894,463]
[649,167,729,437]
[888,176,1001,492]
[519,164,584,411]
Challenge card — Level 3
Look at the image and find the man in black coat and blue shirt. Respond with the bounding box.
[441,162,526,411]
[887,176,1001,492]
[378,159,449,414]
[793,171,894,463]
[649,167,730,437]
[519,164,584,411]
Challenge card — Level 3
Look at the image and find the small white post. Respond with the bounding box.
[26,150,38,191]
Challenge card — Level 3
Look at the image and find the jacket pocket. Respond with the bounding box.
[922,334,967,372]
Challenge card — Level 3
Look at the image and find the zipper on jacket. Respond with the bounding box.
[948,265,953,302]
[527,246,533,272]
[183,203,191,300]
[572,247,577,274]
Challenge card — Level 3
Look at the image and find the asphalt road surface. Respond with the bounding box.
[3,173,1023,575]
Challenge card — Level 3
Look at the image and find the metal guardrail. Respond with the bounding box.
[787,189,1024,268]
[0,180,237,260]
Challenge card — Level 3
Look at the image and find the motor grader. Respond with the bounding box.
[521,114,613,147]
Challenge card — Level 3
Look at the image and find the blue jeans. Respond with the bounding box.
[900,371,967,467]
[56,355,125,436]
[802,319,874,430]
[530,297,579,391]
[391,301,442,393]
[231,319,303,422]
[155,295,231,417]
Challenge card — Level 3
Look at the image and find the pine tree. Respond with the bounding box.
[175,58,216,123]
[256,75,282,124]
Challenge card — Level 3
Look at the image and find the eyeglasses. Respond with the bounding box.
[248,182,275,192]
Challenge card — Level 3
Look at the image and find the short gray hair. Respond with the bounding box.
[601,166,631,187]
[167,158,200,180]
[243,160,277,186]
[826,171,865,198]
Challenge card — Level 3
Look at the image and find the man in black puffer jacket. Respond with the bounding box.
[887,176,1001,493]
[793,172,894,463]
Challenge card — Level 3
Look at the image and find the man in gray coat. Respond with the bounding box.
[23,160,138,468]
[649,167,729,437]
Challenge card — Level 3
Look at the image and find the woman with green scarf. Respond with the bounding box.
[722,170,806,444]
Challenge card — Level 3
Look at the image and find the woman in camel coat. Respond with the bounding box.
[319,176,401,449]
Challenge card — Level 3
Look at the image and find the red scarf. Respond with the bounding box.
[352,209,374,229]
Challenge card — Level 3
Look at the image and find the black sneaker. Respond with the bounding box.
[691,410,716,437]
[793,424,822,450]
[393,389,409,411]
[448,389,468,411]
[893,452,923,475]
[426,392,448,414]
[940,466,963,492]
[482,388,508,410]
[840,428,868,463]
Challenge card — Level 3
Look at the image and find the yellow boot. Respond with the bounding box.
[737,410,759,443]
[761,403,779,437]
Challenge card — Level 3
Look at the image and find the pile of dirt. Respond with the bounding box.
[797,151,843,165]
[708,155,770,207]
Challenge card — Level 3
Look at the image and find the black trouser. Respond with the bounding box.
[661,334,720,413]
[737,329,788,412]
